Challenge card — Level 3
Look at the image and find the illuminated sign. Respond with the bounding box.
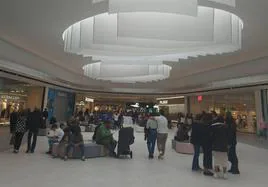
[159,100,168,105]
[0,95,21,100]
[85,97,94,102]
[198,95,203,102]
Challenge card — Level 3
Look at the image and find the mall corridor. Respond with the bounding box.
[0,131,267,187]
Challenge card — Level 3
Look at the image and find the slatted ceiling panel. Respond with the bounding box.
[109,0,198,16]
[93,13,117,45]
[117,9,214,42]
[208,0,236,7]
[80,18,94,49]
[214,8,232,43]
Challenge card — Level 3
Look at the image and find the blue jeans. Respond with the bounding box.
[65,143,85,158]
[147,129,157,155]
[192,144,201,170]
[48,139,58,151]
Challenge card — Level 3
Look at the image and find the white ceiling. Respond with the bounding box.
[0,0,268,94]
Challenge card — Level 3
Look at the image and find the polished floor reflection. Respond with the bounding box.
[0,130,267,187]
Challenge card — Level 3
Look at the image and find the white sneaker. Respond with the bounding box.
[223,172,228,180]
[214,172,220,178]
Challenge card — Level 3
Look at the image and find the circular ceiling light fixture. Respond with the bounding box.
[63,0,243,83]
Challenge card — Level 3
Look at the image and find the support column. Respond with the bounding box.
[255,90,263,135]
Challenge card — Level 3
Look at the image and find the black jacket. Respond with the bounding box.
[190,122,204,145]
[10,112,18,133]
[227,122,237,146]
[211,123,228,152]
[27,111,42,132]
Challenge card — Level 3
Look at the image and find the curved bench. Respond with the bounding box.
[172,140,194,155]
[52,142,109,159]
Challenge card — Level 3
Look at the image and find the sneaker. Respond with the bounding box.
[30,150,34,153]
[13,150,18,154]
[64,156,68,161]
[232,170,240,175]
[158,155,164,160]
[46,151,52,154]
[223,172,228,179]
[148,155,154,159]
[204,171,214,176]
[192,167,202,172]
[81,156,86,161]
[214,172,220,178]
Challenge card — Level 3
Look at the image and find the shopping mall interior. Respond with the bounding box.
[1,0,268,186]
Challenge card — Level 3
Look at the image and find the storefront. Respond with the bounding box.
[75,94,95,113]
[156,97,185,120]
[46,88,75,122]
[189,92,257,134]
[0,79,44,126]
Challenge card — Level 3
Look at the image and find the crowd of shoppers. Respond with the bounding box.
[190,111,240,179]
[9,105,241,179]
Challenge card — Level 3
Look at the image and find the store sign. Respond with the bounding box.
[159,100,168,105]
[0,95,21,100]
[198,95,203,102]
[85,97,94,102]
[58,92,67,97]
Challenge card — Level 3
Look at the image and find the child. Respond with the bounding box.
[46,124,64,154]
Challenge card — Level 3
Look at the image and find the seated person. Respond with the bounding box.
[46,124,64,154]
[64,125,85,161]
[95,120,117,157]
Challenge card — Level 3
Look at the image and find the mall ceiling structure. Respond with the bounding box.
[0,0,268,95]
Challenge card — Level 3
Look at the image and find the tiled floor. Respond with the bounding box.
[238,132,268,149]
[0,130,268,187]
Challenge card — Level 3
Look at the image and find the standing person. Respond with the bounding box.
[64,124,85,161]
[190,114,203,171]
[211,121,229,179]
[9,109,18,145]
[13,111,28,153]
[113,112,120,129]
[156,110,168,160]
[226,111,240,174]
[201,113,214,176]
[145,113,158,159]
[26,108,42,153]
[42,108,48,128]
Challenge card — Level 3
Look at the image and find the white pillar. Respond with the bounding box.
[42,87,49,110]
[255,90,263,134]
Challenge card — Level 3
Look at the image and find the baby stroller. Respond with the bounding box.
[117,127,135,158]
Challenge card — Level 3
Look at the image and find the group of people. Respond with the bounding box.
[190,111,240,179]
[46,117,120,161]
[10,108,43,153]
[144,110,169,159]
